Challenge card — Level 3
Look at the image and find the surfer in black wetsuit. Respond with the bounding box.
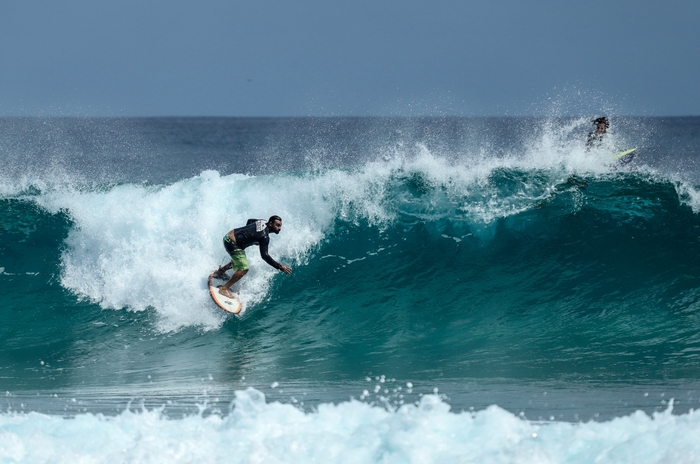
[586,116,609,149]
[216,215,292,299]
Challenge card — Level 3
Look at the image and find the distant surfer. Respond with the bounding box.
[216,215,292,298]
[586,116,609,149]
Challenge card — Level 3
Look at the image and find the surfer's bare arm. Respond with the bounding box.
[264,256,291,274]
[258,237,291,274]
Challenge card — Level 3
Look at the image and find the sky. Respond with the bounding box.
[1,0,698,117]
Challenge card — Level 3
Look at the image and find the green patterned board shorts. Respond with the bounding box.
[223,235,249,271]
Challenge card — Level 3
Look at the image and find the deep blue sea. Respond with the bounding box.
[2,116,700,462]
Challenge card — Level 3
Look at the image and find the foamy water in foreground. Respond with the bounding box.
[1,389,699,464]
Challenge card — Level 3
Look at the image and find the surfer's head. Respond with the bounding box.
[268,215,283,234]
[592,117,609,132]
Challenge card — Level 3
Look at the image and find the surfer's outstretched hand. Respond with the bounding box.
[279,265,292,275]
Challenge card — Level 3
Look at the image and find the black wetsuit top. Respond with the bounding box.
[233,219,281,269]
[586,131,604,148]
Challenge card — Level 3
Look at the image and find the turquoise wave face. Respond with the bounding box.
[3,166,700,392]
[259,172,700,382]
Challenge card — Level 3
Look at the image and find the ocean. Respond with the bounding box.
[1,116,700,463]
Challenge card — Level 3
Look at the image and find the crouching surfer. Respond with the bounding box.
[216,215,292,298]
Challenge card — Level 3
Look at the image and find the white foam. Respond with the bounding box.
[32,168,405,331]
[1,389,699,463]
[675,181,700,213]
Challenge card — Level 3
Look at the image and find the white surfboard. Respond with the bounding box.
[208,270,242,314]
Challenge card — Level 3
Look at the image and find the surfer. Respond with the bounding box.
[586,116,609,149]
[216,215,292,299]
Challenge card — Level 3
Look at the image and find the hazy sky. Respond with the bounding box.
[1,0,698,117]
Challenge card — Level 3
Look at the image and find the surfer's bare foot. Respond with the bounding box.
[219,287,236,299]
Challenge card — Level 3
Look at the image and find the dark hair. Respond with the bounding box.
[592,117,609,128]
[268,215,282,223]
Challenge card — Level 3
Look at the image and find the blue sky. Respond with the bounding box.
[1,0,698,117]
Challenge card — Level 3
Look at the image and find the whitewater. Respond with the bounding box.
[2,389,700,464]
[2,116,700,462]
